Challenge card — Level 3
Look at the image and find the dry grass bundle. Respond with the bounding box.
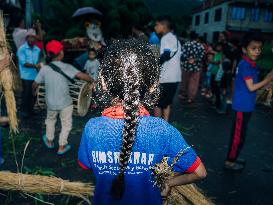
[0,171,94,199]
[0,69,18,133]
[168,184,214,205]
[151,148,214,205]
[0,10,19,133]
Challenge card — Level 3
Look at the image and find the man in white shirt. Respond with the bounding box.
[154,16,181,121]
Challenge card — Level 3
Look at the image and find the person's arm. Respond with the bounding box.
[159,50,171,65]
[245,77,271,92]
[24,63,41,70]
[32,81,39,96]
[75,72,95,83]
[161,161,207,198]
[18,48,41,70]
[168,162,206,187]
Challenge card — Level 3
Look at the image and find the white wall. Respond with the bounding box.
[191,2,230,43]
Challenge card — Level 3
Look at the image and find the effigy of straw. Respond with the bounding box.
[0,10,19,133]
[0,171,94,199]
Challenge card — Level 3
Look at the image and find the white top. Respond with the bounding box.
[84,59,100,81]
[35,61,80,110]
[159,32,182,83]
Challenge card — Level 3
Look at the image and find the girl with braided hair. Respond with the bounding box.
[78,39,206,205]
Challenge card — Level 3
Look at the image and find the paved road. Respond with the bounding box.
[170,96,273,205]
[1,94,272,204]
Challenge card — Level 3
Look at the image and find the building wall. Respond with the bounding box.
[227,6,273,33]
[191,2,230,43]
[191,1,273,43]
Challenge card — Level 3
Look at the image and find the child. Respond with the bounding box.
[224,33,273,171]
[84,48,100,81]
[203,53,213,98]
[215,54,231,114]
[153,15,181,121]
[84,48,100,108]
[78,40,206,205]
[210,43,223,110]
[33,40,94,155]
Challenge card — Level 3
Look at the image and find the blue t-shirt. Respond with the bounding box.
[78,116,200,205]
[17,43,40,80]
[149,32,160,46]
[232,57,258,112]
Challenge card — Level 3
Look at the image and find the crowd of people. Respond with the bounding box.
[0,13,273,205]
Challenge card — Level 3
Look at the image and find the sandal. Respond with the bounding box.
[42,135,54,149]
[57,144,71,155]
[224,162,244,172]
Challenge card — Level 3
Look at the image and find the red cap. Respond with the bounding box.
[46,40,64,55]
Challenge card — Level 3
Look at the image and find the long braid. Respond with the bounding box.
[99,39,160,200]
[111,53,140,199]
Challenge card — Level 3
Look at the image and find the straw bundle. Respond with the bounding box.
[152,148,214,205]
[168,184,214,205]
[0,171,94,198]
[0,10,19,133]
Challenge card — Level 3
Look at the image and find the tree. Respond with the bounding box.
[41,0,152,41]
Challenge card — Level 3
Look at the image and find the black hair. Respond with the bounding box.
[45,52,59,64]
[131,22,144,31]
[98,39,159,200]
[156,15,174,31]
[198,36,206,44]
[230,37,239,47]
[241,32,264,48]
[220,31,228,38]
[88,47,97,54]
[189,31,198,40]
[214,41,223,48]
[13,15,24,27]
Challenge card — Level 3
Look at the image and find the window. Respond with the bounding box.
[251,8,260,22]
[264,9,273,22]
[231,7,246,20]
[213,31,219,42]
[203,33,207,41]
[204,12,209,24]
[214,8,222,22]
[195,15,200,26]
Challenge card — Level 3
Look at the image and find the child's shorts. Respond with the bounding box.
[157,83,178,109]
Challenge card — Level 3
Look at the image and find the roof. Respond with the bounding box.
[192,0,231,13]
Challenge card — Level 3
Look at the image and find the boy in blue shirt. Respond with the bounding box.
[224,33,273,171]
[78,40,206,205]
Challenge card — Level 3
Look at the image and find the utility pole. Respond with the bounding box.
[25,0,32,28]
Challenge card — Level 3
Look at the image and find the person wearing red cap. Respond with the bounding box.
[32,40,94,155]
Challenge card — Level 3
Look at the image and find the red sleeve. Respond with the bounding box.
[78,160,91,170]
[185,157,201,173]
[244,76,253,80]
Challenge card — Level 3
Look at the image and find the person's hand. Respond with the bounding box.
[265,70,273,82]
[35,63,42,70]
[161,182,171,201]
[187,57,195,64]
[0,116,9,126]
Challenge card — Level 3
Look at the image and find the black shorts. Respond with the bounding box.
[157,83,178,109]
